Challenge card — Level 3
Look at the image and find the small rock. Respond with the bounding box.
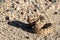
[5,16,9,20]
[25,36,29,39]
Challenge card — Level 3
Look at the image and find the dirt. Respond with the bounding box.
[0,0,60,40]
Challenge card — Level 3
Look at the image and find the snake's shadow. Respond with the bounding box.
[7,20,36,33]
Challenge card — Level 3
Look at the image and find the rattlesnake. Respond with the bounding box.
[27,14,55,35]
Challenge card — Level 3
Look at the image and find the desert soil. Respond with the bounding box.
[0,0,60,40]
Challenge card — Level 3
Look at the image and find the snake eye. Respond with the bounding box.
[39,15,45,22]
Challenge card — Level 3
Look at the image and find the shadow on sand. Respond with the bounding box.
[7,20,36,33]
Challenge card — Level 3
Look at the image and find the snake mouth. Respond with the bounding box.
[41,23,52,29]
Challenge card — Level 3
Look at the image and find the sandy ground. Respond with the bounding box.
[0,0,60,40]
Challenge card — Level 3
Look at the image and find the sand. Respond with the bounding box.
[0,0,60,40]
